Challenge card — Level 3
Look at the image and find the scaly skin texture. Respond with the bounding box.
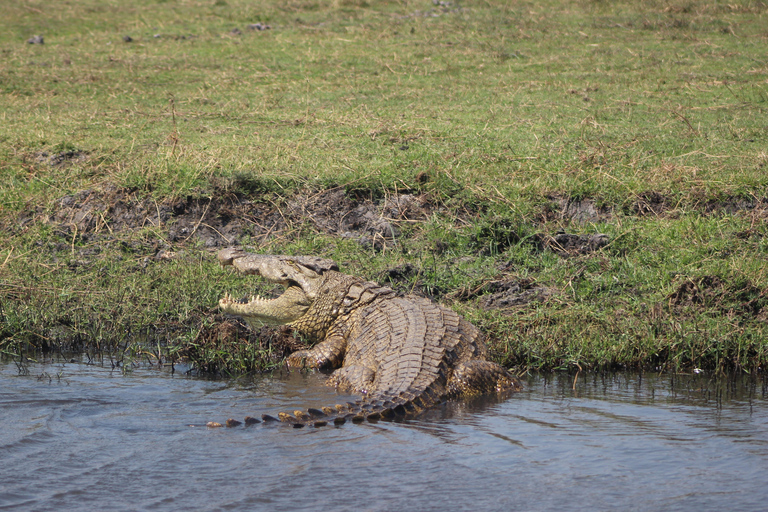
[217,248,521,427]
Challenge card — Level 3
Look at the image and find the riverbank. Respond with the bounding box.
[1,0,766,373]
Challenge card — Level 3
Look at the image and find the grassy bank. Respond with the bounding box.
[1,0,766,374]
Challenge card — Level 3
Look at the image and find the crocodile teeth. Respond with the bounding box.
[222,292,273,305]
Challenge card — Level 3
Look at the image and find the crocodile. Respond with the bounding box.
[216,248,521,427]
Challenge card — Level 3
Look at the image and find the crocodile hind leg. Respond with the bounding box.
[286,335,346,370]
[447,360,521,398]
[327,364,376,395]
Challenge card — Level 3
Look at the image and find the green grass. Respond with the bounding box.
[1,0,767,374]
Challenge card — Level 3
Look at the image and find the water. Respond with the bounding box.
[1,359,767,512]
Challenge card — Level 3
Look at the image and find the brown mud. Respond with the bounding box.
[667,275,768,322]
[18,186,433,251]
[544,191,768,221]
[17,183,620,259]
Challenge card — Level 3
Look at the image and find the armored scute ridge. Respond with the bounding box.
[215,248,521,427]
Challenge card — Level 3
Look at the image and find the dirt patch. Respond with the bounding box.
[703,196,768,216]
[631,191,768,218]
[374,261,555,309]
[23,185,762,257]
[445,277,553,309]
[536,232,610,256]
[668,275,724,307]
[20,186,435,251]
[667,275,767,320]
[24,186,270,248]
[34,149,89,167]
[542,196,612,224]
[377,263,424,295]
[380,262,422,283]
[633,191,669,216]
[287,189,432,250]
[480,279,553,309]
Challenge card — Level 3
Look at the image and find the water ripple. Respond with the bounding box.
[1,362,766,512]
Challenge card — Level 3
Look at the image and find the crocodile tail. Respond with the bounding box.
[263,386,444,428]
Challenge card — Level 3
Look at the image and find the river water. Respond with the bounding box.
[1,359,766,512]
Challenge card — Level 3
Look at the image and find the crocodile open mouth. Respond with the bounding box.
[219,284,312,326]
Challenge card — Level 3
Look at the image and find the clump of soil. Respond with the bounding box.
[445,277,553,309]
[633,191,669,216]
[667,275,767,320]
[703,196,768,215]
[668,275,724,307]
[378,263,424,295]
[536,232,610,256]
[34,149,88,167]
[543,196,611,224]
[479,279,552,309]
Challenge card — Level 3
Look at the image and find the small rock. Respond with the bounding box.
[225,418,242,427]
[483,285,552,309]
[206,421,223,428]
[123,35,133,43]
[27,35,44,44]
[248,23,271,31]
[154,250,176,261]
[230,27,242,35]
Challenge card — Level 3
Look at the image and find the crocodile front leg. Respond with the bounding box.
[286,335,346,370]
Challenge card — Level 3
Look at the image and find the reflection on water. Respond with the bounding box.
[1,359,766,512]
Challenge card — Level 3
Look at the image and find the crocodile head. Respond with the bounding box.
[217,248,339,328]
